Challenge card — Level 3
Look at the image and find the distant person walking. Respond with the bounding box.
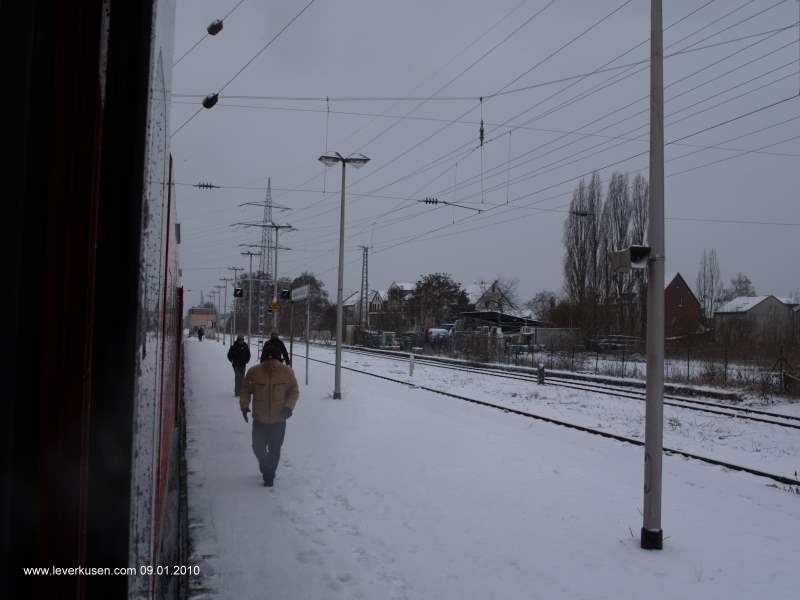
[227,335,251,397]
[240,346,299,487]
[197,326,205,341]
[260,330,290,365]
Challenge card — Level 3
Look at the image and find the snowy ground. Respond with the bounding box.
[310,344,800,480]
[185,337,799,600]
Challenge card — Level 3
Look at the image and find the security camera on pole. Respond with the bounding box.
[318,152,371,399]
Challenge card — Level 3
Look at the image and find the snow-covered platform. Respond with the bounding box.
[185,338,798,600]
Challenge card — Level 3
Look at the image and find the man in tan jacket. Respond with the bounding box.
[240,345,300,487]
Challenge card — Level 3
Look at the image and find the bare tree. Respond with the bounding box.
[630,174,649,334]
[493,277,519,310]
[526,291,559,322]
[563,173,602,306]
[696,248,723,320]
[720,272,756,302]
[564,178,589,305]
[586,172,603,300]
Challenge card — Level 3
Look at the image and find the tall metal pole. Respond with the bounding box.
[334,161,347,399]
[642,0,665,551]
[219,277,230,345]
[228,266,243,336]
[241,251,258,348]
[306,298,310,385]
[273,228,280,330]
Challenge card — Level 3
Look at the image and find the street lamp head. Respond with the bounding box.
[318,152,344,167]
[345,153,370,168]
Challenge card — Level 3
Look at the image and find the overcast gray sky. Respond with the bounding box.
[170,0,799,310]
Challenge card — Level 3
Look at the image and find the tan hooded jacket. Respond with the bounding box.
[240,362,299,424]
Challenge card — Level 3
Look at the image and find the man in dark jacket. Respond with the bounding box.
[240,345,299,486]
[260,330,290,365]
[227,335,251,396]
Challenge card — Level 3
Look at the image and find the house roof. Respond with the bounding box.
[507,307,536,320]
[389,281,415,291]
[717,295,799,314]
[717,296,771,313]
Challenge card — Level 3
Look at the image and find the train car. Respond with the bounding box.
[3,1,183,598]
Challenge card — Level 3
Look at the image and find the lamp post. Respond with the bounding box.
[318,152,371,399]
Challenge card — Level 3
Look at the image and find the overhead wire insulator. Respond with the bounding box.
[195,181,219,190]
[207,19,224,35]
[202,93,219,109]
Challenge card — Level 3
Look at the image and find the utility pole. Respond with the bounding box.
[241,251,259,348]
[219,277,231,344]
[234,222,294,332]
[642,0,665,551]
[270,223,293,330]
[358,245,369,329]
[228,266,243,337]
[238,178,290,339]
[213,285,225,340]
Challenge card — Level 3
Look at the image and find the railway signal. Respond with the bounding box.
[610,245,651,272]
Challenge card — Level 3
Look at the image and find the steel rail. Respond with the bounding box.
[342,346,800,429]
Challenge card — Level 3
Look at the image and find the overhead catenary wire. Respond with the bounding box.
[209,0,784,237]
[171,0,317,137]
[435,37,799,204]
[231,0,539,223]
[354,8,798,205]
[173,0,248,67]
[181,62,799,248]
[183,2,798,282]
[176,0,797,106]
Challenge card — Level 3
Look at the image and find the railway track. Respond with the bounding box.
[339,346,800,431]
[296,352,800,488]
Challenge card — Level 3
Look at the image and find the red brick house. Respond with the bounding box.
[664,273,702,338]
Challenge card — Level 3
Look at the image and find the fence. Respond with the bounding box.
[362,329,799,398]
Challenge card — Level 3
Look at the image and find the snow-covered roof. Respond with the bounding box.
[718,295,799,313]
[716,296,770,313]
[389,282,415,291]
[506,308,538,321]
[370,289,387,301]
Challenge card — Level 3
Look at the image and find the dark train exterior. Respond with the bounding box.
[3,1,185,598]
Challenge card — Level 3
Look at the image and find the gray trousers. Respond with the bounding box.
[233,366,245,395]
[251,420,286,481]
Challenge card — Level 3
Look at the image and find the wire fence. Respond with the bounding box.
[359,329,799,398]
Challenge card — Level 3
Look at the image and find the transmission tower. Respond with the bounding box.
[256,178,274,337]
[358,245,369,328]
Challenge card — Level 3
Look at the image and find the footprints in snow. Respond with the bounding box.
[276,483,411,597]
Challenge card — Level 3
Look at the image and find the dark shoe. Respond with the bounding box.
[263,477,274,487]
